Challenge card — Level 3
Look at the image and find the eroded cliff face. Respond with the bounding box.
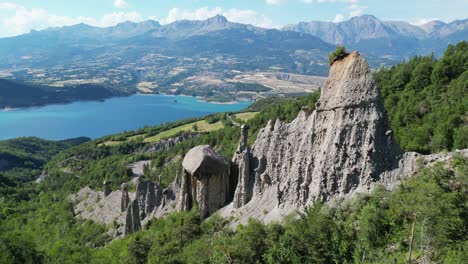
[219,52,467,224]
[71,51,467,236]
[252,52,400,204]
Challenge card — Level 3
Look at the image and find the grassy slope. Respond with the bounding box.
[100,112,259,146]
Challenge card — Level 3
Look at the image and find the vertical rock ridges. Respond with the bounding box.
[232,125,253,208]
[236,124,250,153]
[73,51,467,234]
[123,179,176,234]
[177,145,232,218]
[125,199,141,235]
[220,51,405,223]
[121,183,129,212]
[136,180,163,219]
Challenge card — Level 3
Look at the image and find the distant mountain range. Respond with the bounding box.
[283,14,468,59]
[0,14,466,104]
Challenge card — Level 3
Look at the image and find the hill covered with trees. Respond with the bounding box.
[375,41,467,153]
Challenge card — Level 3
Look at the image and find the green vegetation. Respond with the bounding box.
[101,112,260,146]
[375,41,467,153]
[0,79,126,109]
[328,45,349,65]
[14,156,462,264]
[143,120,223,143]
[234,112,259,122]
[0,42,466,263]
[0,136,89,187]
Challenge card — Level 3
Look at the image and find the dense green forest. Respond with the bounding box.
[375,41,467,153]
[0,42,467,263]
[0,137,89,199]
[0,79,127,108]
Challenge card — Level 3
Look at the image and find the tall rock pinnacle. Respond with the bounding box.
[222,51,403,223]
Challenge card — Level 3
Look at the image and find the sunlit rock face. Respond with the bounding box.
[220,51,419,224]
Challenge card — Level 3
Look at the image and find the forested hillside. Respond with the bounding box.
[0,43,466,264]
[0,79,126,108]
[375,41,467,153]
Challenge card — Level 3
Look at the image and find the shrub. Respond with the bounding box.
[328,46,349,65]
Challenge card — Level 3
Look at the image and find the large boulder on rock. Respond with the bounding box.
[178,145,232,218]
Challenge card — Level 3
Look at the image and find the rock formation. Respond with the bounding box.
[220,51,466,224]
[136,179,163,219]
[177,145,232,218]
[72,51,467,236]
[121,183,129,212]
[103,181,112,197]
[232,125,253,208]
[144,133,198,153]
[125,199,141,235]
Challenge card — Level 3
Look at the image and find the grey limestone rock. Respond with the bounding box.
[136,179,162,219]
[178,145,232,218]
[250,52,401,206]
[220,51,435,224]
[144,133,198,153]
[71,52,468,235]
[121,183,130,212]
[125,199,141,235]
[232,124,254,208]
[236,124,250,153]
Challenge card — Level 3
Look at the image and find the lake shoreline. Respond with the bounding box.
[0,94,251,140]
[1,91,251,111]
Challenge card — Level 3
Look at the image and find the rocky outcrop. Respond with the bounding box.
[220,51,467,225]
[127,160,151,177]
[103,181,112,197]
[125,199,141,235]
[70,186,130,233]
[71,51,467,236]
[144,133,198,153]
[123,179,178,234]
[73,144,234,236]
[232,125,253,208]
[177,145,232,218]
[121,183,129,212]
[35,170,48,183]
[136,179,163,219]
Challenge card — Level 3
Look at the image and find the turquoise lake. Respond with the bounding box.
[0,94,251,140]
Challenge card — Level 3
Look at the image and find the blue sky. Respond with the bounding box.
[0,0,467,37]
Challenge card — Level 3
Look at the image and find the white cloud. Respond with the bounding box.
[301,0,365,18]
[0,4,143,37]
[266,0,287,5]
[0,4,279,38]
[333,14,345,22]
[349,3,367,17]
[303,0,359,3]
[114,0,128,9]
[165,7,222,23]
[411,18,443,26]
[0,2,16,10]
[163,7,278,28]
